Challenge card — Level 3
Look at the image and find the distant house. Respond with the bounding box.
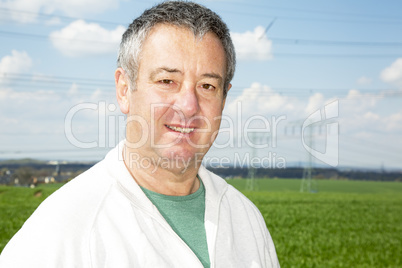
[54,175,71,183]
[0,169,11,185]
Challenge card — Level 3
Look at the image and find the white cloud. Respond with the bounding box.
[44,0,122,17]
[0,85,119,147]
[384,112,402,131]
[363,111,380,121]
[0,0,42,23]
[45,17,62,26]
[334,88,402,138]
[0,87,59,102]
[231,26,273,60]
[345,89,378,110]
[90,88,103,100]
[225,83,296,120]
[380,58,402,86]
[357,76,372,85]
[225,84,399,136]
[344,89,377,112]
[67,83,79,96]
[218,82,402,168]
[1,0,122,23]
[305,93,325,114]
[225,83,338,122]
[0,50,32,75]
[49,20,125,57]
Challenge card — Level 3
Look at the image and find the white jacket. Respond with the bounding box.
[0,143,280,267]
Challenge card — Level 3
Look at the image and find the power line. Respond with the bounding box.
[0,8,125,26]
[270,38,402,47]
[271,53,402,58]
[341,136,402,157]
[0,72,115,94]
[1,4,402,29]
[2,29,402,49]
[3,85,400,99]
[0,72,112,83]
[0,30,119,44]
[3,73,401,92]
[0,72,113,87]
[229,85,400,93]
[219,10,402,25]
[0,148,110,154]
[2,73,401,99]
[212,1,402,22]
[2,30,402,59]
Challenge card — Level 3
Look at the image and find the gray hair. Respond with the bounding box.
[117,0,236,97]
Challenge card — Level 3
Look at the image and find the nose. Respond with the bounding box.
[174,83,200,118]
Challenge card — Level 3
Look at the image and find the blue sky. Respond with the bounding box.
[0,0,401,170]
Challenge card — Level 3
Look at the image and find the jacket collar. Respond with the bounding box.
[104,140,228,213]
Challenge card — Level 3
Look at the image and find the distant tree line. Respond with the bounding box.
[1,162,401,184]
[208,166,402,182]
[0,162,95,186]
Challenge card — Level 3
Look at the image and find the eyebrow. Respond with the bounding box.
[150,67,182,80]
[149,67,223,85]
[201,73,223,84]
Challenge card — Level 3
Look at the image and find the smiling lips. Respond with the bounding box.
[165,124,195,134]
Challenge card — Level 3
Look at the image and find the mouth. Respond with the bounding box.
[165,124,195,134]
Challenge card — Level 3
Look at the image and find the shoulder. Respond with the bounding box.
[0,159,115,267]
[200,166,261,215]
[224,183,265,221]
[39,159,114,219]
[202,168,280,267]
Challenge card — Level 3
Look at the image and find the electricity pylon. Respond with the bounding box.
[285,120,318,193]
[299,125,317,193]
[246,132,270,191]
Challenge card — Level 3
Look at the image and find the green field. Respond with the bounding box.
[1,179,402,267]
[0,184,61,252]
[229,179,402,267]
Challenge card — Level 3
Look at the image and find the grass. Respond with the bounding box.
[1,179,401,267]
[228,179,402,267]
[0,184,62,251]
[227,178,402,193]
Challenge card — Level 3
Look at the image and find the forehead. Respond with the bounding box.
[143,23,223,50]
[139,24,226,76]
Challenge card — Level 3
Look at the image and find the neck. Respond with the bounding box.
[123,144,201,196]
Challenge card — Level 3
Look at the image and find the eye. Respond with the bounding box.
[160,79,173,84]
[157,79,176,89]
[201,84,215,91]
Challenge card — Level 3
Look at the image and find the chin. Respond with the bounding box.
[158,148,203,168]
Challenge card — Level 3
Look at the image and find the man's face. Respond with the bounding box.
[121,24,230,171]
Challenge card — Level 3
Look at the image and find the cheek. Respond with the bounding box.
[206,104,224,120]
[152,106,173,122]
[203,108,224,133]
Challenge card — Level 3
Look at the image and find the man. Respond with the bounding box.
[0,1,279,267]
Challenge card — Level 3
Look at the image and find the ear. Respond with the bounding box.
[222,83,232,110]
[115,68,130,114]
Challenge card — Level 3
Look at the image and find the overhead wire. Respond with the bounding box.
[0,3,400,164]
[0,73,114,87]
[0,7,124,26]
[0,30,120,45]
[1,3,402,27]
[206,0,402,22]
[2,134,399,168]
[342,135,402,154]
[2,72,401,99]
[1,29,402,48]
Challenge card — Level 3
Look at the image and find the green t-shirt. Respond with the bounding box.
[140,179,210,268]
